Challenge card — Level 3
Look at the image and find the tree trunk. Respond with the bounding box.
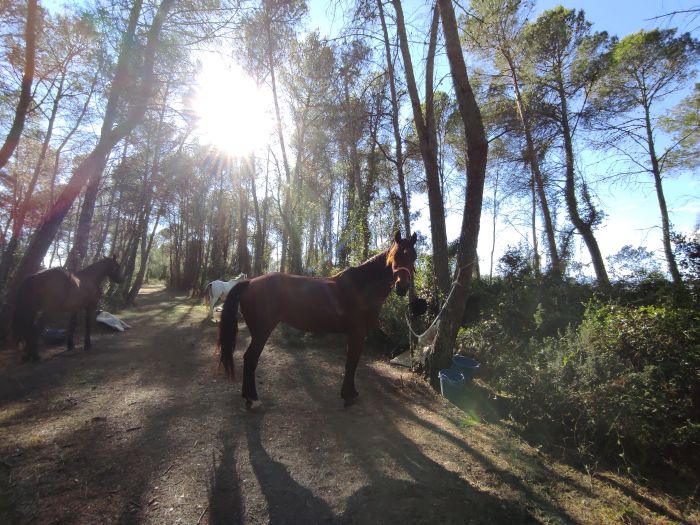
[643,103,683,285]
[377,0,411,239]
[0,70,64,286]
[127,206,163,304]
[391,0,450,296]
[425,0,488,387]
[557,81,610,290]
[0,0,38,170]
[237,161,251,276]
[504,52,561,277]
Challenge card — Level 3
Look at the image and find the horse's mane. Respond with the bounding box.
[332,248,393,284]
[75,257,114,279]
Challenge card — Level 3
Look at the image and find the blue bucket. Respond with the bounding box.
[452,355,480,381]
[439,368,465,402]
[42,328,66,345]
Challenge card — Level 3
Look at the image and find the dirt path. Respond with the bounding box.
[0,285,696,524]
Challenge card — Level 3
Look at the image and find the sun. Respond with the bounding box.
[192,54,273,157]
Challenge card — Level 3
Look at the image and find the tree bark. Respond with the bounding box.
[557,81,610,290]
[0,0,38,169]
[504,51,561,276]
[643,103,683,285]
[425,0,488,387]
[391,0,450,295]
[0,70,65,286]
[377,0,411,239]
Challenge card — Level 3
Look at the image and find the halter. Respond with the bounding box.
[393,265,413,283]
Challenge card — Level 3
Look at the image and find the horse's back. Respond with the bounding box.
[31,268,76,312]
[241,273,349,333]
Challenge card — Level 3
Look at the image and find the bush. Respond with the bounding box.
[459,301,700,468]
[570,303,700,461]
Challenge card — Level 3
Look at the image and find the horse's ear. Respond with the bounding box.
[410,232,417,245]
[394,230,402,244]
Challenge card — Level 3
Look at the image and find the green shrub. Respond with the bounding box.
[460,302,700,468]
[571,303,700,460]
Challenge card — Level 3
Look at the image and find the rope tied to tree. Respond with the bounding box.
[405,260,474,341]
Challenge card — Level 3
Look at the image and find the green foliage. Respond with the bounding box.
[372,290,410,353]
[607,244,661,282]
[460,298,700,468]
[661,82,700,172]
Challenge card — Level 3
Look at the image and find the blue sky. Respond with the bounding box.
[308,0,700,274]
[529,0,700,272]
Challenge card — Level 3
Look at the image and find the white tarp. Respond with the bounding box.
[96,311,131,332]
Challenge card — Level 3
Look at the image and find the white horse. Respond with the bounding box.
[204,273,247,319]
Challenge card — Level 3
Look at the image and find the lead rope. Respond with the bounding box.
[405,261,474,340]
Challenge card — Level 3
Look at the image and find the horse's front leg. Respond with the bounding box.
[341,330,364,406]
[66,313,77,351]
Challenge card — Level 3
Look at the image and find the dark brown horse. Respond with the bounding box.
[12,256,123,362]
[219,231,418,407]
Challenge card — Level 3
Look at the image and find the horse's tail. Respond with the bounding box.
[218,280,250,379]
[11,276,36,345]
[203,282,212,304]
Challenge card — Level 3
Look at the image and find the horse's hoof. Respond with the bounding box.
[343,396,359,408]
[245,399,253,410]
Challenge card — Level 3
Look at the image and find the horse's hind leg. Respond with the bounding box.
[22,314,44,363]
[66,313,77,351]
[84,304,96,350]
[242,326,274,407]
[341,330,365,406]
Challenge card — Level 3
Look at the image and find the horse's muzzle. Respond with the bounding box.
[393,266,412,297]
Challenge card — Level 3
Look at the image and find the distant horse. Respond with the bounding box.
[12,256,123,362]
[218,231,418,407]
[203,273,247,319]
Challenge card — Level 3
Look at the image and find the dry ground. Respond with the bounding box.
[0,285,697,524]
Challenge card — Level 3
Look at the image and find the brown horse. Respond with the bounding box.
[218,231,418,407]
[12,256,123,362]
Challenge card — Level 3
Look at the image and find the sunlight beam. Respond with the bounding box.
[191,54,273,157]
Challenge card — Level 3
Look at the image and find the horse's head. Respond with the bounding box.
[107,255,123,283]
[387,231,417,297]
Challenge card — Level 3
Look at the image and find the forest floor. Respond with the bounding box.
[0,284,698,524]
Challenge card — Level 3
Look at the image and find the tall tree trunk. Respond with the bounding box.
[0,71,65,285]
[504,52,561,277]
[391,0,450,295]
[237,160,251,275]
[557,81,610,290]
[66,159,105,272]
[531,176,541,277]
[0,0,37,169]
[643,103,683,285]
[251,155,269,276]
[377,0,411,239]
[127,206,163,304]
[424,0,488,386]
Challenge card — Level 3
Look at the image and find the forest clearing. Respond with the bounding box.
[1,0,699,522]
[0,285,697,524]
